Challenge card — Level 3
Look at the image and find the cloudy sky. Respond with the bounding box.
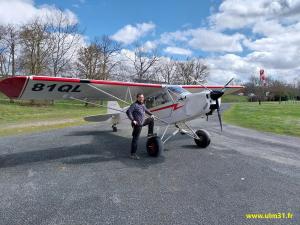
[0,0,300,84]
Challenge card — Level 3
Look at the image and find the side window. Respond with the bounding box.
[145,96,155,109]
[145,92,171,108]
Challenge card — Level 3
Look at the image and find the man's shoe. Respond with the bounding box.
[147,133,157,138]
[130,154,140,160]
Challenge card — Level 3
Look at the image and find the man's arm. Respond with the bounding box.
[126,103,135,121]
[144,105,153,116]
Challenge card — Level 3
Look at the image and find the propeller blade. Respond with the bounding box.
[189,76,212,92]
[216,99,223,131]
[222,78,234,92]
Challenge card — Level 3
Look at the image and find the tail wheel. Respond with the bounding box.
[194,129,211,148]
[112,125,117,132]
[146,136,163,157]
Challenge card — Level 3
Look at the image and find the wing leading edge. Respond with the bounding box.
[0,76,244,101]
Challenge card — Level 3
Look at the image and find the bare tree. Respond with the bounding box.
[76,36,121,80]
[0,25,20,76]
[159,59,177,84]
[130,43,159,81]
[19,19,51,75]
[193,58,209,83]
[269,79,287,103]
[76,43,102,79]
[0,25,9,76]
[47,11,83,77]
[174,60,194,84]
[174,57,209,85]
[95,35,121,80]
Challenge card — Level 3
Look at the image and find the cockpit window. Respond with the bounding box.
[145,92,171,109]
[167,86,190,95]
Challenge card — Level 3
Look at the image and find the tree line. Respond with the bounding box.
[0,10,209,85]
[243,76,300,102]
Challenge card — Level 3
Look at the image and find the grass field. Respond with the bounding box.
[221,94,248,103]
[223,102,300,137]
[0,94,106,136]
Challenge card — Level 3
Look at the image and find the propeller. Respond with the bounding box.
[222,77,235,92]
[188,75,234,131]
[209,78,235,131]
[210,90,224,131]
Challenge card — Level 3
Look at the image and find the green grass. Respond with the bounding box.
[222,94,248,103]
[0,94,106,136]
[223,102,300,137]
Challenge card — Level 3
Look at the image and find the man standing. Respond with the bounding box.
[126,93,155,159]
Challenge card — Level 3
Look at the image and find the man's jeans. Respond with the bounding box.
[131,117,154,154]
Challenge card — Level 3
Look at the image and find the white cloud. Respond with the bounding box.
[164,46,192,56]
[160,28,244,53]
[160,30,189,45]
[111,22,155,45]
[206,54,257,84]
[0,0,78,26]
[141,41,157,52]
[209,0,300,30]
[187,29,244,52]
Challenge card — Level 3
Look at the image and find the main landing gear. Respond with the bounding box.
[157,122,211,153]
[146,135,163,157]
[194,129,211,148]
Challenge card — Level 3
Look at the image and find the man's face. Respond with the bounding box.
[137,94,144,103]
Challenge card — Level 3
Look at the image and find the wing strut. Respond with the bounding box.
[64,95,169,125]
[87,84,130,105]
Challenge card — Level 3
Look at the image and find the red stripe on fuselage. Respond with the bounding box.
[150,103,184,112]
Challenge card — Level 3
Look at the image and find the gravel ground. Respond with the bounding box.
[0,108,299,225]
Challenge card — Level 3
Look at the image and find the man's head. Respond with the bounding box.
[136,93,144,104]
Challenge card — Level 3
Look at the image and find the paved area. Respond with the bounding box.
[0,111,299,225]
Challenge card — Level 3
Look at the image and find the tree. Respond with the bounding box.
[160,59,177,84]
[131,43,159,81]
[47,11,83,77]
[76,36,120,80]
[269,79,287,103]
[174,57,209,85]
[76,43,102,79]
[94,35,121,80]
[19,19,51,75]
[0,25,20,76]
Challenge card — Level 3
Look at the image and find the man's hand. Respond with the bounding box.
[133,120,138,125]
[150,115,155,119]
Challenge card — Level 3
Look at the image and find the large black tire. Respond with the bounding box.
[146,136,163,157]
[194,129,211,148]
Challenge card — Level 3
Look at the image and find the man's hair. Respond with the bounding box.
[136,93,144,98]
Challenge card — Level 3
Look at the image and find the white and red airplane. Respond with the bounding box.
[0,75,243,156]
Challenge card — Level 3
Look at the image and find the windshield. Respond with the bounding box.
[167,86,190,95]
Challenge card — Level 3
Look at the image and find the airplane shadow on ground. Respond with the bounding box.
[0,130,165,169]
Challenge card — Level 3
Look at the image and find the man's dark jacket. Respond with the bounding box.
[126,101,152,126]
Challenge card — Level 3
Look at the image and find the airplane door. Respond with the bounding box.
[145,91,173,119]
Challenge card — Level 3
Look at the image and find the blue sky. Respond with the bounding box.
[36,0,215,38]
[0,0,299,84]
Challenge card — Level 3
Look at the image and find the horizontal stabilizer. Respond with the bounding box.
[84,113,118,122]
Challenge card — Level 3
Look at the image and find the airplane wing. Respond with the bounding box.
[182,84,244,94]
[0,76,164,101]
[0,76,244,101]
